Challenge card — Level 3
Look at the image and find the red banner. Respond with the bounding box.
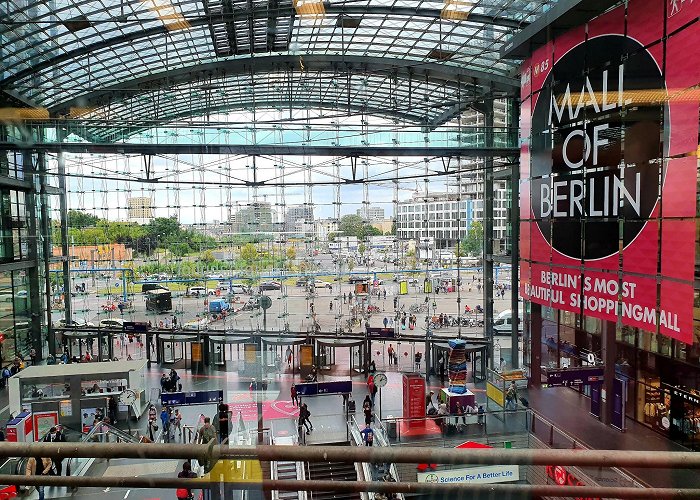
[520,0,698,344]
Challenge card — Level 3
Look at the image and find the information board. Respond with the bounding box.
[544,367,604,387]
[161,390,223,406]
[402,373,426,427]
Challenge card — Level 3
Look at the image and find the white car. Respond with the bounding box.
[54,318,95,328]
[182,318,209,331]
[99,318,125,329]
[313,280,333,289]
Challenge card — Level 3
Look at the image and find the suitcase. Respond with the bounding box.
[347,400,356,412]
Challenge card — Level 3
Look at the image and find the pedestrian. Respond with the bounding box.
[196,417,217,444]
[360,424,374,446]
[29,348,36,366]
[300,403,313,434]
[148,405,157,441]
[25,456,53,500]
[477,405,485,425]
[371,383,378,407]
[438,355,445,385]
[363,400,373,425]
[160,407,170,439]
[160,373,168,394]
[286,346,293,367]
[291,384,299,406]
[383,317,388,328]
[176,461,197,500]
[383,289,387,300]
[505,381,518,411]
[1,366,10,389]
[172,408,183,438]
[108,395,118,424]
[329,301,333,312]
[218,403,229,443]
[43,426,66,475]
[425,390,435,412]
[343,292,347,304]
[387,344,394,365]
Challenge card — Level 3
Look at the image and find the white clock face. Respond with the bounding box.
[374,374,387,388]
[119,390,136,405]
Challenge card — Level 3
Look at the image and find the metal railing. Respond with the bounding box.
[0,442,697,498]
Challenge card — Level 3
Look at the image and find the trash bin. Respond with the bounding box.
[386,416,397,439]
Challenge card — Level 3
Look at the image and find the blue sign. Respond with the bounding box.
[545,367,604,387]
[161,390,223,406]
[295,380,353,397]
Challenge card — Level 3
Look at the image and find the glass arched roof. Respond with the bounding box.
[0,1,554,128]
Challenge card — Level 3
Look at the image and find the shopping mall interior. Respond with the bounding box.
[0,0,699,499]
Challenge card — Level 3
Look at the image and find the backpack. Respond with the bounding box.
[2,368,10,378]
[366,431,373,443]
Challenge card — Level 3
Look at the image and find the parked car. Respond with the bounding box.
[230,283,251,295]
[99,318,125,329]
[313,280,333,289]
[182,317,209,331]
[54,318,95,328]
[259,281,282,291]
[186,286,207,297]
[347,275,371,284]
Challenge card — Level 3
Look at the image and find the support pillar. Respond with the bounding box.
[529,303,542,388]
[23,150,43,360]
[38,151,55,357]
[601,320,617,426]
[510,102,520,369]
[57,140,72,328]
[483,102,495,366]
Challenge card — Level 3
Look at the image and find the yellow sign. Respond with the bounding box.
[244,344,258,364]
[487,382,504,408]
[300,344,313,367]
[399,281,408,295]
[191,343,202,362]
[423,281,433,294]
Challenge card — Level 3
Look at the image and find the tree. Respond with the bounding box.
[201,250,216,263]
[461,221,484,256]
[286,246,297,261]
[338,214,383,240]
[358,243,366,256]
[68,210,100,228]
[240,243,259,265]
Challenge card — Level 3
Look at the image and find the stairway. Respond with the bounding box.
[306,461,360,500]
[275,461,301,500]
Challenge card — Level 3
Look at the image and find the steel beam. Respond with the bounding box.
[0,142,519,158]
[47,55,518,116]
[2,443,700,469]
[1,476,696,499]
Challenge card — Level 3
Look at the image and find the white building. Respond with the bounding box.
[356,206,385,221]
[314,219,338,243]
[127,196,154,224]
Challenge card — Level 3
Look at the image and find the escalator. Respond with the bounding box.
[270,435,307,500]
[306,461,360,500]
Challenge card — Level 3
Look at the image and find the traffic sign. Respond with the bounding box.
[259,295,272,310]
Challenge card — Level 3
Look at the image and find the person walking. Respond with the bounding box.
[387,344,395,365]
[160,406,171,441]
[290,384,299,406]
[299,403,313,434]
[196,417,217,444]
[286,346,293,367]
[25,456,53,500]
[360,424,374,446]
[43,426,66,475]
[148,405,157,441]
[363,400,373,425]
[172,408,183,438]
[108,395,118,424]
[218,403,230,444]
[176,461,197,500]
[505,381,518,411]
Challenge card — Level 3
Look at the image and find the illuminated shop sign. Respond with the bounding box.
[545,465,600,500]
[519,0,699,344]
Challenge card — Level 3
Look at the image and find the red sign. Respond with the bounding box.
[545,465,600,500]
[402,374,425,428]
[4,427,17,442]
[520,0,699,344]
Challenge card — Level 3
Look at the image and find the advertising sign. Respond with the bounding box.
[299,344,314,367]
[294,380,353,397]
[402,373,426,427]
[191,342,202,362]
[418,465,519,485]
[33,411,59,441]
[519,0,699,344]
[545,465,600,500]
